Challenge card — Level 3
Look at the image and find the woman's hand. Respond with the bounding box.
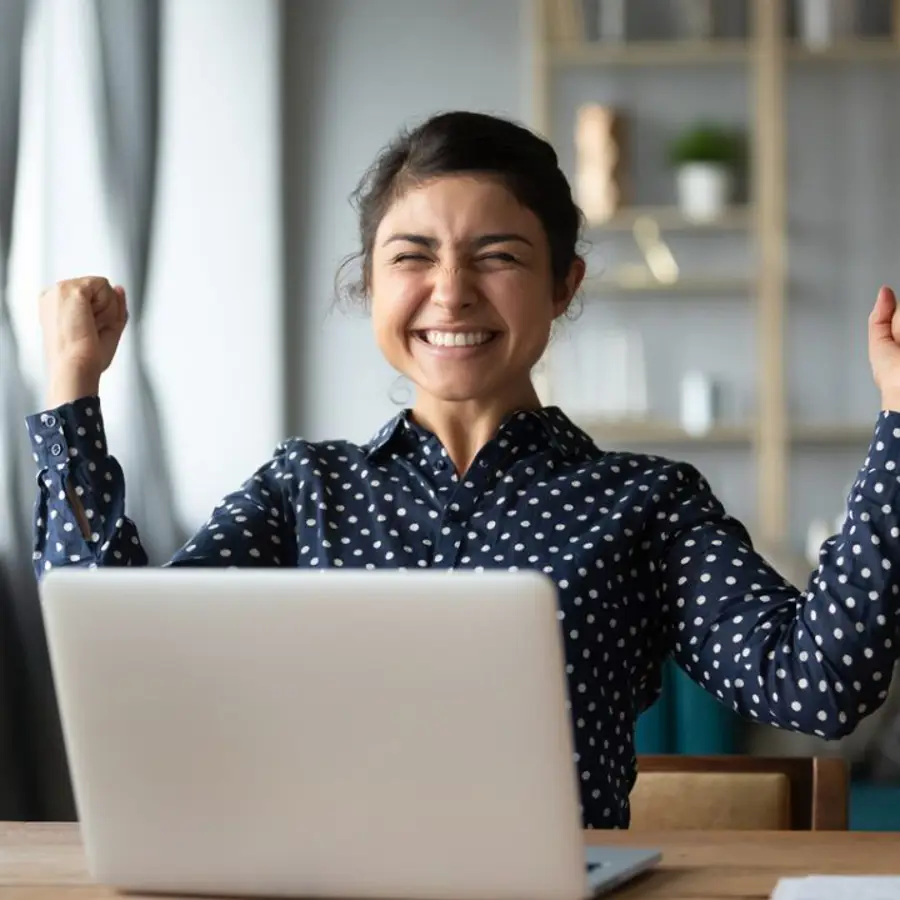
[38,276,128,408]
[868,285,900,412]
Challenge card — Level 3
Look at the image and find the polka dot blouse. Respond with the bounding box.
[26,396,900,828]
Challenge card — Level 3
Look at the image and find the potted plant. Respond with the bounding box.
[668,122,745,222]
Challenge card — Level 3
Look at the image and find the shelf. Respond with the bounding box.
[587,205,753,232]
[790,423,875,446]
[576,421,875,449]
[534,0,890,547]
[579,420,754,447]
[787,39,900,63]
[549,38,900,68]
[550,40,750,67]
[587,275,754,296]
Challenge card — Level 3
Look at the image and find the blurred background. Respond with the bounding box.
[0,0,899,828]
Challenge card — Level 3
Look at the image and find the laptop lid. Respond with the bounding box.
[40,568,601,900]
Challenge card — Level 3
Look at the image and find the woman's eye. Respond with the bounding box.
[477,252,518,264]
[392,253,430,264]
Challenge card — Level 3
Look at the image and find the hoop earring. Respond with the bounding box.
[389,375,413,406]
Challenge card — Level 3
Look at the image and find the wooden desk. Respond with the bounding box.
[0,823,897,899]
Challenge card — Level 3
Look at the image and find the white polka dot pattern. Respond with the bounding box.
[25,397,900,828]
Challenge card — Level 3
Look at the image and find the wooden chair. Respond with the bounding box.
[630,755,848,830]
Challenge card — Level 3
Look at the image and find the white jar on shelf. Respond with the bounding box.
[679,371,717,435]
[796,0,854,49]
[597,0,626,42]
[675,163,733,222]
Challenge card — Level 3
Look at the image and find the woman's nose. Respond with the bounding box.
[431,265,476,312]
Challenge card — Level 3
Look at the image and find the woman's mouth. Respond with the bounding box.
[415,330,499,348]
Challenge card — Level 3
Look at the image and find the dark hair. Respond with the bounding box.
[335,110,584,311]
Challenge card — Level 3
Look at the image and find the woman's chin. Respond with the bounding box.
[415,380,492,404]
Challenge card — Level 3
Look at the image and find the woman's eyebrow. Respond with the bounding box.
[381,232,534,249]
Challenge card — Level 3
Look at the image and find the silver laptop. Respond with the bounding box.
[40,568,660,899]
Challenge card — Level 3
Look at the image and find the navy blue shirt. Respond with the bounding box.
[26,396,900,827]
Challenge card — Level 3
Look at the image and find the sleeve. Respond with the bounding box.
[26,396,296,579]
[657,410,900,740]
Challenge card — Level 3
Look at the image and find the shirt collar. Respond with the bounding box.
[363,406,594,462]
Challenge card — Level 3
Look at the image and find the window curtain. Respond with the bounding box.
[0,0,34,575]
[92,0,186,564]
[0,0,76,820]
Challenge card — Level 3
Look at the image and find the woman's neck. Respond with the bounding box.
[411,384,543,475]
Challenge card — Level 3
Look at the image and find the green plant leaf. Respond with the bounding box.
[668,122,746,168]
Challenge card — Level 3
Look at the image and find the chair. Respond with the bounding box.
[630,755,848,830]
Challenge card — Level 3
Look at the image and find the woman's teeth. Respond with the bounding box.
[422,330,493,347]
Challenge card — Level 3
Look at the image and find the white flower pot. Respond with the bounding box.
[796,0,854,49]
[675,163,732,222]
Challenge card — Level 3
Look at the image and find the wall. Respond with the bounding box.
[283,0,530,442]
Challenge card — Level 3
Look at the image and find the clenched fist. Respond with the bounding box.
[39,276,128,407]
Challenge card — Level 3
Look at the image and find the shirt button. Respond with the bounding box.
[477,459,488,469]
[50,443,63,457]
[41,414,56,428]
[435,459,447,471]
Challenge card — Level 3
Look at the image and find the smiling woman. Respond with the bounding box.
[25,109,900,831]
[334,112,586,472]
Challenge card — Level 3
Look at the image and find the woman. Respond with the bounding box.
[28,110,900,828]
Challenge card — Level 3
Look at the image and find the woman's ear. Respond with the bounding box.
[553,256,586,318]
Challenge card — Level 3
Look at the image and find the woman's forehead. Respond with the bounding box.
[376,175,541,237]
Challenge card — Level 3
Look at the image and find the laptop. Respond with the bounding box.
[39,568,661,899]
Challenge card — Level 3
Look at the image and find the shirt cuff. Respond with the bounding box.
[25,396,109,472]
[857,410,900,502]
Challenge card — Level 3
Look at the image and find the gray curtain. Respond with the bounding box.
[93,0,186,564]
[0,0,76,820]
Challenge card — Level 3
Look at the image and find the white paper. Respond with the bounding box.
[772,875,900,900]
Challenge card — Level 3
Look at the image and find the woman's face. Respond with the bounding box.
[370,175,583,410]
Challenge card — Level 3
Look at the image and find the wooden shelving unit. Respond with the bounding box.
[787,38,900,62]
[585,205,753,232]
[582,420,755,447]
[550,39,750,66]
[582,420,876,449]
[587,275,754,295]
[531,0,900,548]
[551,37,900,67]
[790,423,877,446]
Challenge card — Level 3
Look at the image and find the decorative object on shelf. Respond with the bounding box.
[573,327,647,421]
[596,0,626,42]
[668,122,745,223]
[795,0,854,50]
[679,371,718,436]
[676,0,714,41]
[574,103,626,225]
[602,216,680,292]
[632,217,679,284]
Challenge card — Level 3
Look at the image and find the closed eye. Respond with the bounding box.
[476,252,519,264]
[391,253,432,264]
[390,251,520,266]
